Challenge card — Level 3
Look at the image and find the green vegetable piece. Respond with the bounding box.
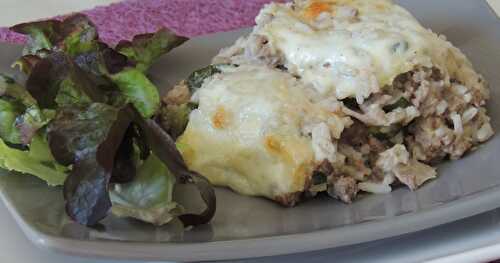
[0,134,67,186]
[59,14,99,57]
[131,113,216,226]
[110,154,181,226]
[10,20,62,56]
[110,68,160,118]
[116,28,188,72]
[368,124,403,140]
[0,75,53,145]
[11,15,99,58]
[0,99,23,144]
[383,97,411,112]
[186,65,222,91]
[54,78,93,106]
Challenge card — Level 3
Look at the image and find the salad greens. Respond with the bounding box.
[116,28,187,73]
[0,74,53,145]
[0,134,67,186]
[10,20,62,56]
[110,154,181,226]
[0,14,215,227]
[109,68,160,118]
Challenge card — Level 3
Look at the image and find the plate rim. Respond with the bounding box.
[2,179,500,261]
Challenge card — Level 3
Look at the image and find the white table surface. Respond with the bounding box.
[0,0,120,27]
[0,1,499,262]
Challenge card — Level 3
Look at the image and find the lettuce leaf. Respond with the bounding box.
[109,68,160,118]
[0,75,54,145]
[10,20,62,56]
[47,103,132,226]
[116,29,188,73]
[0,99,23,144]
[26,52,105,108]
[0,134,67,186]
[59,14,99,57]
[110,154,181,226]
[12,55,41,75]
[10,14,98,58]
[7,13,216,227]
[132,113,216,226]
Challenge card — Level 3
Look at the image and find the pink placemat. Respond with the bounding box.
[0,0,283,46]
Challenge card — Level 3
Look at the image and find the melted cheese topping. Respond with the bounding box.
[253,0,479,102]
[178,65,349,199]
[179,0,485,200]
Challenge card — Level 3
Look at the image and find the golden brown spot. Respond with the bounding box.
[304,2,331,19]
[375,3,387,11]
[212,106,229,129]
[265,135,283,154]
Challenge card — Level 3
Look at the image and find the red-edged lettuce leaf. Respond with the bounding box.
[48,103,132,225]
[0,74,53,145]
[110,125,137,184]
[59,14,99,56]
[26,52,105,108]
[49,103,215,226]
[11,55,42,75]
[10,14,98,58]
[10,20,62,56]
[9,13,215,227]
[132,110,216,226]
[116,29,188,72]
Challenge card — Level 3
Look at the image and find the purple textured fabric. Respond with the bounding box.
[0,0,283,46]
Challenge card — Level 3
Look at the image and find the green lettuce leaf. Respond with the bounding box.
[116,29,188,72]
[10,20,62,56]
[0,134,67,186]
[110,154,181,226]
[0,75,54,145]
[131,112,216,226]
[10,14,98,58]
[0,99,23,144]
[109,68,160,118]
[59,14,99,57]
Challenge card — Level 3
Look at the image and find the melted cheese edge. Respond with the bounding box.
[254,0,480,102]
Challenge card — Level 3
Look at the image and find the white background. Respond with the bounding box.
[0,0,120,27]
